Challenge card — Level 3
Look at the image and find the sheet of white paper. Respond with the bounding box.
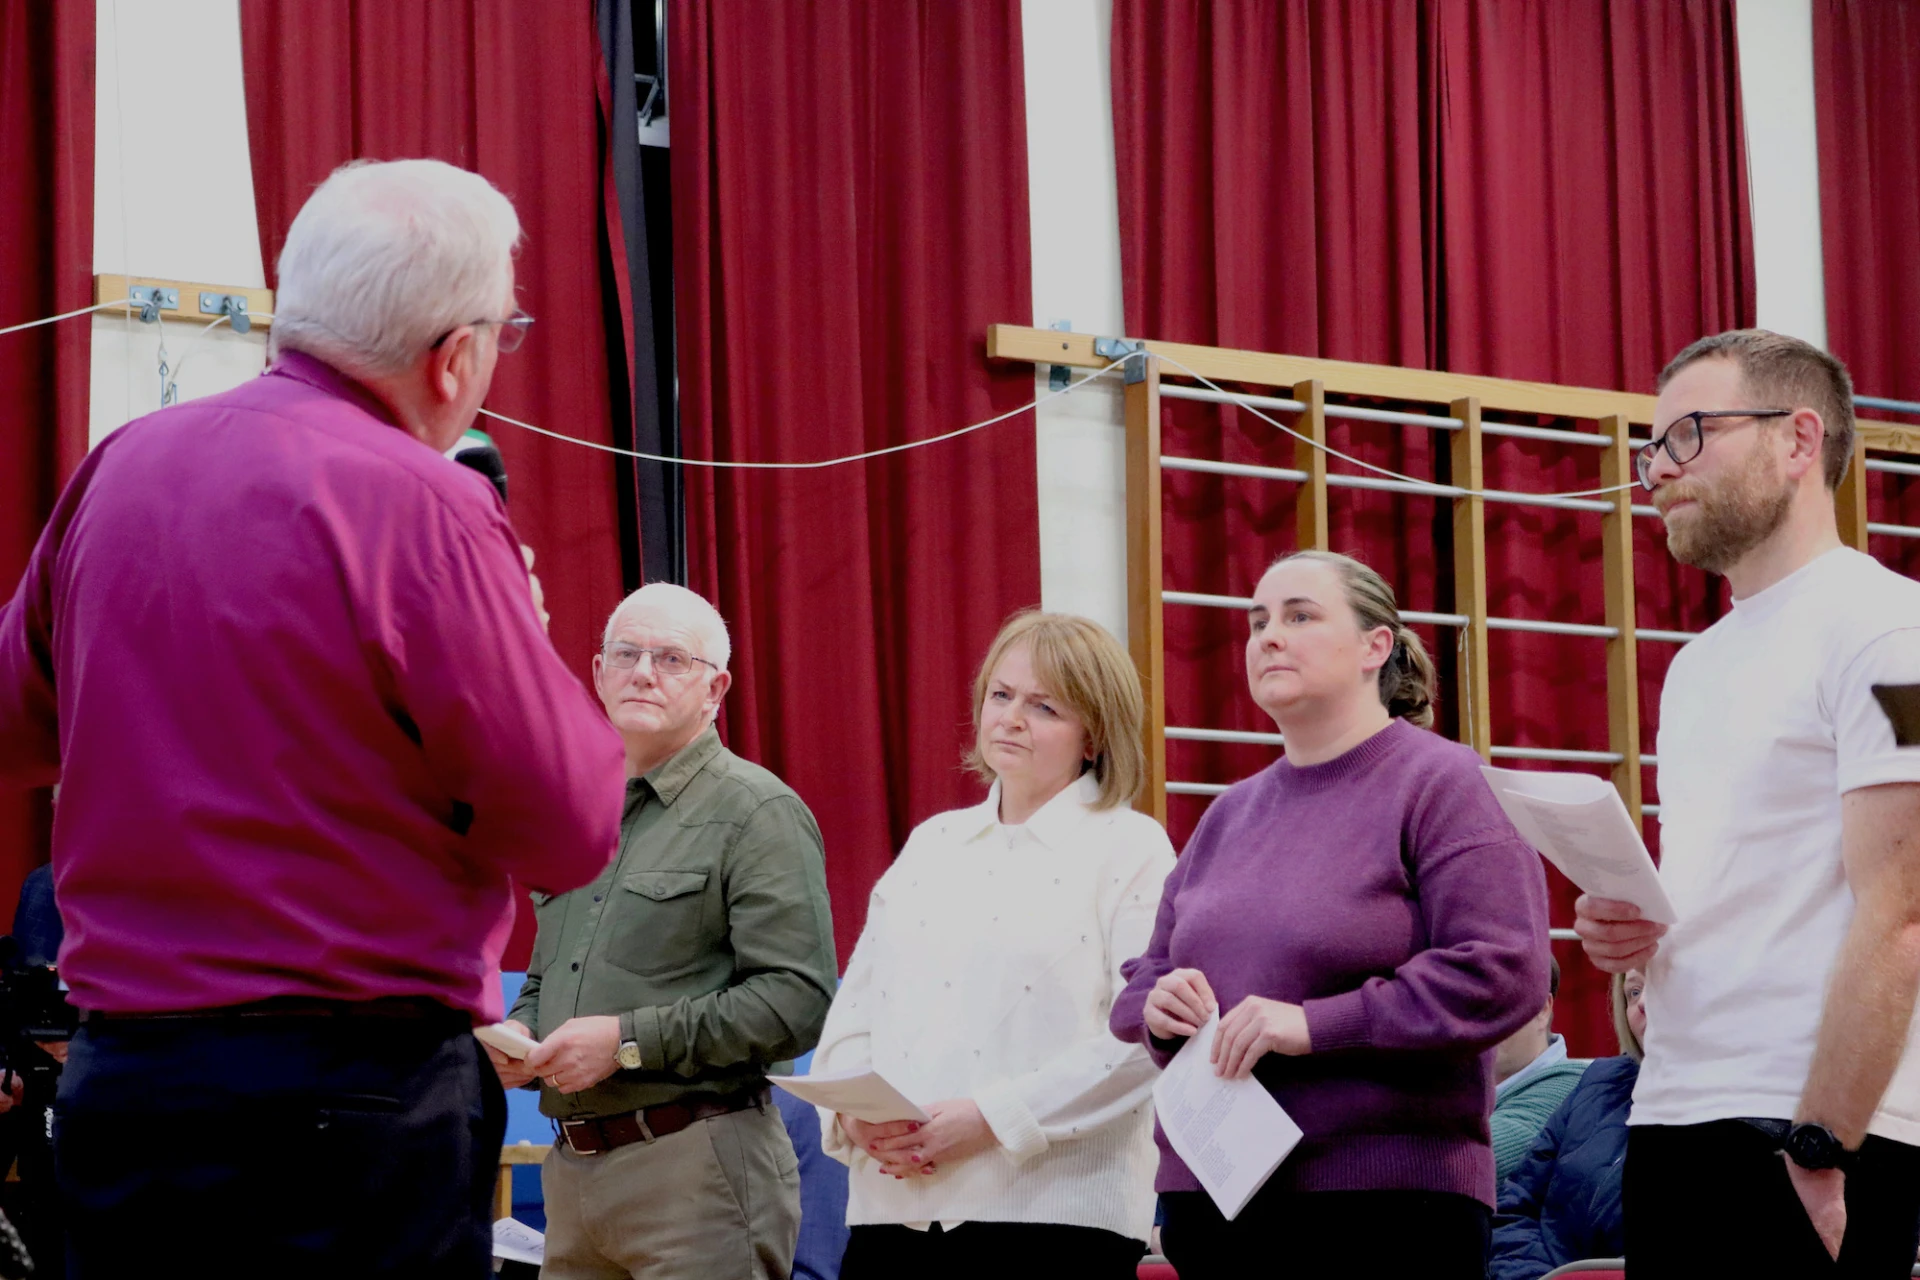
[769,1068,932,1123]
[474,1023,540,1060]
[1152,1012,1303,1221]
[1481,765,1678,925]
[492,1217,545,1265]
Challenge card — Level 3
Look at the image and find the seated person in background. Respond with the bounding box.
[1488,969,1646,1280]
[1491,956,1588,1183]
[815,611,1175,1280]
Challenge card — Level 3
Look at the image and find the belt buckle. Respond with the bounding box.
[560,1118,602,1157]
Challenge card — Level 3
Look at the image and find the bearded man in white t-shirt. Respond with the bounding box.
[1575,329,1920,1278]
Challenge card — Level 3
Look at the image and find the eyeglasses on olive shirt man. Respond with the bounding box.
[493,583,837,1280]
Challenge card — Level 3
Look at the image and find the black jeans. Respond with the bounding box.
[1625,1121,1920,1278]
[1161,1186,1491,1280]
[841,1221,1144,1280]
[53,1006,504,1280]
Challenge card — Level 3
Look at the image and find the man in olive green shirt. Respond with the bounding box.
[490,583,837,1280]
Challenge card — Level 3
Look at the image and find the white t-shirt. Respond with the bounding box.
[1631,547,1920,1141]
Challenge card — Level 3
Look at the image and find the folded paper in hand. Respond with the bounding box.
[1153,1011,1302,1220]
[492,1218,544,1266]
[769,1068,931,1124]
[1481,766,1677,925]
[474,1023,540,1060]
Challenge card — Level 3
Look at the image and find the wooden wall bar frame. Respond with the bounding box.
[1836,452,1871,552]
[1125,356,1168,823]
[1599,415,1643,820]
[1293,379,1330,551]
[1449,397,1491,760]
[989,324,1920,822]
[93,273,276,331]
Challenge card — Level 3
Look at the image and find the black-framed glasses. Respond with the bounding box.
[600,643,717,678]
[1636,409,1792,492]
[431,308,535,354]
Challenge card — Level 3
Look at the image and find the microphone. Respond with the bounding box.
[448,428,509,504]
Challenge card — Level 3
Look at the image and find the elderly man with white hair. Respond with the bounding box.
[0,159,625,1277]
[494,583,837,1280]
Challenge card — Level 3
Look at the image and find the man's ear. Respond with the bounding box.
[1785,408,1826,480]
[427,328,476,404]
[705,669,732,717]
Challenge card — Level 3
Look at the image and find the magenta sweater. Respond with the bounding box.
[1109,718,1551,1207]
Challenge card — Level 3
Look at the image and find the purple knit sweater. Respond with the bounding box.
[1109,718,1550,1208]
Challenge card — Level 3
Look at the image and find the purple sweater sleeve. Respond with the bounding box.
[1109,836,1195,1068]
[1302,761,1551,1055]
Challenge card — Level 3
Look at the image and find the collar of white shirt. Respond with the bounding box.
[958,771,1102,848]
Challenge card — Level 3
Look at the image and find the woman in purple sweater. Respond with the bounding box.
[1110,550,1551,1279]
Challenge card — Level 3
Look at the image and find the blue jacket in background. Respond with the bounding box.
[1489,1054,1639,1280]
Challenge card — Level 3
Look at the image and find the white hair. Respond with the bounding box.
[270,159,521,377]
[603,583,732,672]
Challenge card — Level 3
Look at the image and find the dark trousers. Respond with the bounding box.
[53,1007,504,1280]
[840,1221,1144,1280]
[1625,1121,1920,1278]
[1161,1186,1491,1280]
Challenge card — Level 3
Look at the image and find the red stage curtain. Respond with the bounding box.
[671,0,1037,964]
[1814,0,1920,578]
[1113,0,1754,1056]
[0,1,93,913]
[239,1,628,965]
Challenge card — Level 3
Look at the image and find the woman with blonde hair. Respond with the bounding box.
[813,611,1175,1279]
[1110,549,1551,1279]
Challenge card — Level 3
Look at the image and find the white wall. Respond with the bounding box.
[1022,0,1130,639]
[1735,0,1827,348]
[91,0,267,447]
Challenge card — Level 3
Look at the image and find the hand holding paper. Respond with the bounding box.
[1573,894,1667,973]
[768,1067,930,1125]
[475,1021,541,1090]
[1154,1011,1302,1220]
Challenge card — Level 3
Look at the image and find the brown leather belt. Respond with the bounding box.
[559,1087,769,1156]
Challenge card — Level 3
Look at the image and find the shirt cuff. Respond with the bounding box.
[631,1006,665,1072]
[1302,990,1371,1053]
[817,1108,860,1167]
[974,1079,1048,1165]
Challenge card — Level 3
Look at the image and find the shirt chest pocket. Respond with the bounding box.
[600,870,713,977]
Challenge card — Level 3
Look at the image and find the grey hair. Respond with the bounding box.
[270,159,521,377]
[602,583,732,672]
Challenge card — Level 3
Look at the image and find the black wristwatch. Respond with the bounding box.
[1784,1123,1854,1172]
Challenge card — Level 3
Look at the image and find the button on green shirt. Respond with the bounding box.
[508,726,837,1118]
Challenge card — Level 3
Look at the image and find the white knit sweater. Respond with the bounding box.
[813,773,1175,1241]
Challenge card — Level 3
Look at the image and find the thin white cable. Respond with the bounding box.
[478,345,1649,501]
[162,315,233,401]
[0,300,136,338]
[480,359,1132,469]
[1150,351,1642,502]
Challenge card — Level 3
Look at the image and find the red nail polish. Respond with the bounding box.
[908,1122,921,1132]
[910,1154,921,1163]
